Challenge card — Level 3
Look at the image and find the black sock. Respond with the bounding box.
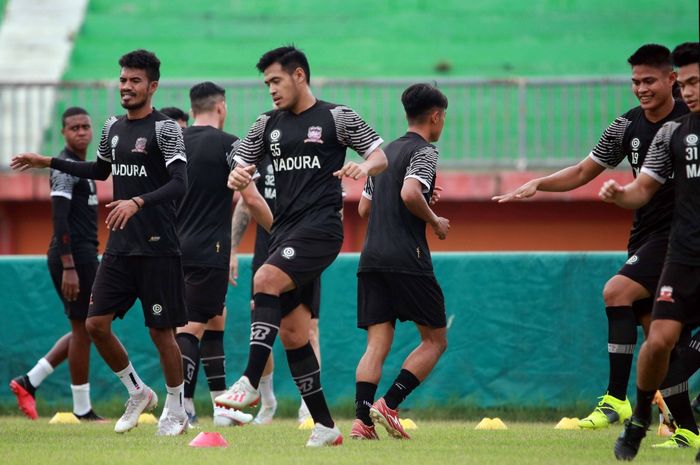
[660,338,700,434]
[605,306,637,400]
[175,332,200,398]
[200,330,226,392]
[243,293,280,389]
[634,388,655,424]
[286,342,333,428]
[384,369,420,410]
[355,382,377,426]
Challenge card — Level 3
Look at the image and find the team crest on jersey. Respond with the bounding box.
[657,285,675,303]
[631,138,640,150]
[152,304,163,316]
[281,247,295,260]
[626,255,638,265]
[131,137,148,153]
[304,126,324,144]
[270,129,281,142]
[111,135,119,148]
[686,134,698,147]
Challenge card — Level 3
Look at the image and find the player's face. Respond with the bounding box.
[119,68,157,110]
[677,63,700,113]
[630,65,675,111]
[61,114,92,154]
[263,63,302,111]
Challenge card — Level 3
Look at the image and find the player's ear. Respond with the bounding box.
[148,80,159,94]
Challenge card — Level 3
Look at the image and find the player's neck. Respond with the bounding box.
[126,104,154,120]
[407,126,431,143]
[193,113,221,129]
[289,89,316,115]
[66,146,86,160]
[643,97,675,123]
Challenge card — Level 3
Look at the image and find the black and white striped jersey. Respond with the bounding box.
[47,148,98,262]
[176,125,239,269]
[96,110,186,256]
[233,100,382,242]
[641,112,700,265]
[359,132,438,276]
[588,100,688,252]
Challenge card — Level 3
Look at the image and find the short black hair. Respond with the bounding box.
[189,81,226,114]
[160,107,189,123]
[256,45,311,84]
[401,83,448,123]
[672,42,700,68]
[118,49,161,82]
[61,107,89,128]
[627,44,672,69]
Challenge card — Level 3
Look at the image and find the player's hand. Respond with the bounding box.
[430,185,443,206]
[61,269,80,302]
[333,161,369,180]
[105,198,140,230]
[228,165,256,191]
[431,217,450,240]
[492,181,538,203]
[599,179,624,203]
[229,253,239,286]
[10,153,51,171]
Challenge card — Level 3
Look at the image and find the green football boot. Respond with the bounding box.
[578,393,632,429]
[652,428,700,449]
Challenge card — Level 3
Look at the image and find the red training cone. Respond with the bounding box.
[188,432,229,448]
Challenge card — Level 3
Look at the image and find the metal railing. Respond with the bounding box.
[0,77,636,170]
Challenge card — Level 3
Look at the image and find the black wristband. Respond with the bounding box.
[131,198,142,210]
[63,266,75,270]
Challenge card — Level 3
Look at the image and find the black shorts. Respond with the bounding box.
[88,254,187,329]
[265,226,342,290]
[183,266,228,324]
[618,235,669,295]
[47,258,98,320]
[652,262,700,326]
[357,272,446,329]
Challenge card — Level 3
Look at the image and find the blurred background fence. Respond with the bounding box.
[0,76,636,170]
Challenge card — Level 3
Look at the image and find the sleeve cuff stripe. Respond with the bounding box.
[50,191,72,200]
[362,191,372,200]
[588,153,615,170]
[362,138,384,159]
[405,174,431,190]
[165,155,187,167]
[640,167,667,184]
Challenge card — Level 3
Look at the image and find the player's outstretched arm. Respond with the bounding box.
[401,178,449,240]
[492,157,605,202]
[598,172,661,209]
[240,182,273,233]
[334,148,388,180]
[11,152,111,180]
[10,152,51,170]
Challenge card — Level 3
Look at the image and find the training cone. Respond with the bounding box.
[189,432,228,448]
[400,418,418,430]
[298,417,315,430]
[475,417,508,430]
[555,417,581,430]
[138,413,158,425]
[489,418,508,429]
[49,412,80,424]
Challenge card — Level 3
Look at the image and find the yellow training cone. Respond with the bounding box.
[49,412,80,424]
[490,418,508,430]
[400,418,418,430]
[555,417,581,430]
[298,417,315,430]
[138,413,158,425]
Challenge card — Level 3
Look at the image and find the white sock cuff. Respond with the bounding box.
[38,357,54,374]
[70,383,90,392]
[166,382,184,395]
[114,362,134,378]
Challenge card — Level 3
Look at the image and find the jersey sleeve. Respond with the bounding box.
[405,145,438,193]
[588,116,631,169]
[362,177,374,200]
[155,119,187,167]
[225,138,242,170]
[232,114,270,167]
[49,166,79,199]
[96,116,118,162]
[640,121,681,184]
[330,106,383,158]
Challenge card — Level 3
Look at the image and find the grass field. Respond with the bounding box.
[0,416,695,465]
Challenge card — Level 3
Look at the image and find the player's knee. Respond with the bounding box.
[253,268,279,294]
[602,279,625,306]
[644,333,676,355]
[279,326,307,349]
[427,335,447,355]
[85,317,109,341]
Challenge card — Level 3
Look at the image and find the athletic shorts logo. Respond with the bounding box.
[111,135,119,148]
[631,138,640,150]
[686,134,698,147]
[657,285,675,303]
[152,304,163,315]
[131,137,148,153]
[626,255,639,265]
[270,129,281,142]
[304,126,324,144]
[281,247,295,260]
